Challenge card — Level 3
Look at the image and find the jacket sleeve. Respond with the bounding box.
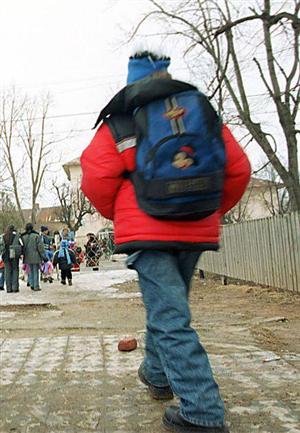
[220,125,251,215]
[80,123,126,220]
[37,236,47,261]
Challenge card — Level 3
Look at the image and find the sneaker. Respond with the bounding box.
[33,287,41,291]
[138,363,173,400]
[61,280,66,285]
[163,406,229,433]
[68,279,72,286]
[0,287,4,290]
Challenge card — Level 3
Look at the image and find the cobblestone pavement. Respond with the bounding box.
[1,334,300,433]
[0,263,300,433]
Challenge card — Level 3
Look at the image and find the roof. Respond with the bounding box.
[249,177,284,189]
[63,157,81,180]
[22,206,62,223]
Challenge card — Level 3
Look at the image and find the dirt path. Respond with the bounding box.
[1,264,299,433]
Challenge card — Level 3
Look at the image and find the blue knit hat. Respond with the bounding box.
[127,52,171,84]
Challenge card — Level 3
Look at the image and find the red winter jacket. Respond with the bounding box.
[81,78,250,252]
[81,121,250,253]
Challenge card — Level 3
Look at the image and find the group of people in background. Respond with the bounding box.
[0,224,84,293]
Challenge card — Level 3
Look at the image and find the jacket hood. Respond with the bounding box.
[93,78,197,129]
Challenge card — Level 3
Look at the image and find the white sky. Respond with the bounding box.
[0,0,198,208]
[0,0,297,207]
[0,0,150,161]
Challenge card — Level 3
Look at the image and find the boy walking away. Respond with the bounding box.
[80,50,251,433]
[53,240,76,286]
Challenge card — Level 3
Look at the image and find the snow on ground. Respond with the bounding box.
[0,267,140,306]
[74,268,140,298]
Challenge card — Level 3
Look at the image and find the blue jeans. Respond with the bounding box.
[28,264,40,289]
[4,260,19,292]
[129,250,224,427]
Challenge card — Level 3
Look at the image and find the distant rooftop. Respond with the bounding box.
[249,177,284,188]
[22,205,61,221]
[63,157,81,180]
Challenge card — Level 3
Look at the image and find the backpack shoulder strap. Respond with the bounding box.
[105,114,136,154]
[12,232,21,246]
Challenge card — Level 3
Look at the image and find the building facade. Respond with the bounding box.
[63,157,110,245]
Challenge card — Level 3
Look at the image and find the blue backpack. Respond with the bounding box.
[129,90,226,220]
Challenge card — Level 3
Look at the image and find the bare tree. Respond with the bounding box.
[133,0,300,210]
[19,95,53,224]
[0,124,6,185]
[53,182,95,233]
[0,88,55,224]
[0,192,23,233]
[222,185,253,223]
[257,163,289,215]
[0,89,26,223]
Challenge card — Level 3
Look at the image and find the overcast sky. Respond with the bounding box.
[0,1,152,160]
[1,0,199,208]
[0,0,193,149]
[0,0,297,207]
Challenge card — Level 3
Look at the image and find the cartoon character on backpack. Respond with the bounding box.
[172,146,195,170]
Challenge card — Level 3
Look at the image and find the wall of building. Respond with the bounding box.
[231,184,281,221]
[66,163,109,245]
[76,213,108,246]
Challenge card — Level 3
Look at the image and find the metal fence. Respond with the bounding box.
[199,212,300,292]
[84,231,115,267]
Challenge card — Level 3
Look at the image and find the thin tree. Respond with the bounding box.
[19,95,53,224]
[1,89,56,224]
[0,192,23,233]
[257,163,289,215]
[53,182,95,233]
[0,88,26,223]
[133,0,300,210]
[222,183,254,223]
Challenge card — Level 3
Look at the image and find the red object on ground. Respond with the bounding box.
[118,338,137,352]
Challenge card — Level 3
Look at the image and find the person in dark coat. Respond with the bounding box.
[21,223,47,291]
[84,233,101,268]
[52,240,76,286]
[0,225,23,293]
